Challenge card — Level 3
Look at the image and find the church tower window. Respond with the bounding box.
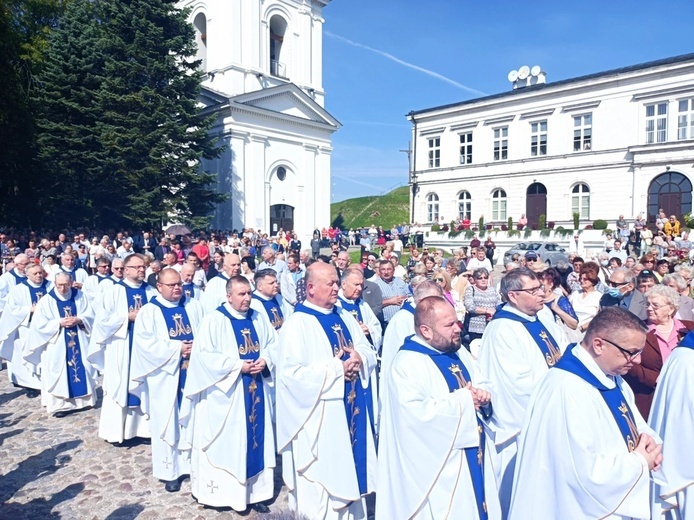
[270,15,288,78]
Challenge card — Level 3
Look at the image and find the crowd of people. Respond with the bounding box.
[0,220,692,519]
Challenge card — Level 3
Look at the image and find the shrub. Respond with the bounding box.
[540,229,551,237]
[431,223,441,232]
[507,216,513,230]
[524,228,533,238]
[478,216,485,231]
[538,214,546,230]
[593,219,608,230]
[573,212,580,230]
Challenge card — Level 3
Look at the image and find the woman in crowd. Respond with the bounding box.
[240,255,256,289]
[445,258,469,298]
[569,265,602,335]
[423,256,436,280]
[24,240,39,262]
[566,256,584,294]
[432,269,464,319]
[463,268,501,342]
[541,267,579,334]
[623,285,694,418]
[655,259,671,282]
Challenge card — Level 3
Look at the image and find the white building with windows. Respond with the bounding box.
[177,0,340,239]
[408,54,694,230]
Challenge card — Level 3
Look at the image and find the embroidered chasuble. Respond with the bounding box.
[252,294,284,330]
[150,296,193,408]
[96,275,110,284]
[338,296,376,434]
[490,308,562,367]
[181,283,196,300]
[555,346,640,451]
[216,306,268,479]
[117,281,149,406]
[22,279,49,323]
[48,289,89,398]
[401,301,415,315]
[400,336,489,520]
[294,303,369,495]
[9,270,25,284]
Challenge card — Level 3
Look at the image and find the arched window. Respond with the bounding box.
[491,189,507,221]
[458,191,471,220]
[193,13,207,72]
[648,172,693,222]
[427,193,439,223]
[269,15,288,78]
[571,183,590,220]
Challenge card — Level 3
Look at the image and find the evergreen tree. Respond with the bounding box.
[96,0,224,230]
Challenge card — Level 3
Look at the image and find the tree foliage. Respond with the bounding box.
[30,0,224,229]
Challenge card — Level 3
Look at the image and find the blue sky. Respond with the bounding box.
[322,0,694,202]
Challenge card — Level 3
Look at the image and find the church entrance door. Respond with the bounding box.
[526,182,547,228]
[270,204,294,234]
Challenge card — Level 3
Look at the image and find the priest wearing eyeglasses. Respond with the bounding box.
[478,267,568,517]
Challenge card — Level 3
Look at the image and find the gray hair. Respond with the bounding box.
[226,275,251,294]
[472,268,489,280]
[675,265,693,278]
[54,271,72,284]
[500,267,539,301]
[340,267,363,284]
[413,280,443,304]
[262,246,276,257]
[409,275,427,290]
[613,267,636,285]
[662,273,688,292]
[645,284,680,311]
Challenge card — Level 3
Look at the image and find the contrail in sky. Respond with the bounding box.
[325,31,487,96]
[332,173,391,191]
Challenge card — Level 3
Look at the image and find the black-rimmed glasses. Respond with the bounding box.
[600,337,644,360]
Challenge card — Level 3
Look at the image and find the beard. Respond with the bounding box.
[430,331,461,353]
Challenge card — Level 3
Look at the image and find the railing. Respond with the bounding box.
[270,59,286,78]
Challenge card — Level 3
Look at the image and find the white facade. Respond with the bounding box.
[178,0,339,240]
[408,54,694,230]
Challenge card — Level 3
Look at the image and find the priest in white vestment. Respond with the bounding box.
[181,275,276,513]
[377,296,501,520]
[82,258,113,307]
[478,268,568,517]
[179,263,201,301]
[92,258,124,313]
[0,254,29,317]
[0,264,50,395]
[509,307,662,520]
[199,253,241,313]
[648,331,694,519]
[25,272,98,416]
[130,269,204,492]
[250,268,293,330]
[277,262,378,520]
[337,267,382,434]
[48,253,88,289]
[88,254,154,443]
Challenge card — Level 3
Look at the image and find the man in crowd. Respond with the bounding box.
[377,296,498,520]
[154,238,170,262]
[258,246,288,278]
[334,251,350,279]
[479,267,568,517]
[599,267,648,321]
[83,258,112,306]
[182,276,276,513]
[279,253,303,307]
[26,272,98,417]
[146,260,163,288]
[116,240,135,260]
[130,269,204,492]
[0,254,29,318]
[89,254,155,443]
[251,269,292,331]
[373,259,410,330]
[649,330,694,519]
[609,239,628,264]
[277,262,377,518]
[0,263,50,395]
[510,307,661,518]
[200,253,241,312]
[466,247,493,273]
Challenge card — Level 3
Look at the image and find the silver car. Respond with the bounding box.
[503,241,569,266]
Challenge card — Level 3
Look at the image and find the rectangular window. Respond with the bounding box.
[573,114,592,151]
[678,99,694,140]
[646,102,668,144]
[459,132,473,164]
[492,199,506,221]
[428,137,440,168]
[572,194,590,219]
[493,127,508,161]
[530,120,547,156]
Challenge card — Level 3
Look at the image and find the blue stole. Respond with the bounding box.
[59,266,75,278]
[678,331,694,350]
[294,303,369,495]
[96,275,110,284]
[22,279,49,323]
[555,346,640,452]
[48,289,89,398]
[216,306,267,480]
[401,300,415,314]
[338,295,376,435]
[400,336,488,520]
[118,281,149,406]
[9,269,25,284]
[490,307,562,367]
[181,283,196,300]
[252,293,284,330]
[149,297,193,408]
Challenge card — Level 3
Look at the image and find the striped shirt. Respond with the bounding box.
[374,276,411,322]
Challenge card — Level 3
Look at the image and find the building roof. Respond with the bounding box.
[409,52,694,118]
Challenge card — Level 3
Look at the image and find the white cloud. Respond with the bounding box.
[326,31,487,96]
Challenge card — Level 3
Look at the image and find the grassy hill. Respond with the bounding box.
[331,186,410,230]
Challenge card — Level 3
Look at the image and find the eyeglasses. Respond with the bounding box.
[112,267,124,271]
[474,276,489,280]
[512,284,545,295]
[646,301,669,310]
[526,258,537,262]
[607,280,629,287]
[159,282,183,288]
[433,278,445,282]
[600,337,645,361]
[126,265,146,270]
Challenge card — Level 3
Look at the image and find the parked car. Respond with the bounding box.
[503,241,569,266]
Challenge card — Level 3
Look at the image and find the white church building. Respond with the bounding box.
[177,0,340,239]
[408,54,694,229]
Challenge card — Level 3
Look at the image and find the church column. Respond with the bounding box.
[230,130,249,230]
[315,145,332,231]
[248,134,268,231]
[264,180,271,234]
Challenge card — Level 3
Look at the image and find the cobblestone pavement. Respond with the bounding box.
[0,368,288,519]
